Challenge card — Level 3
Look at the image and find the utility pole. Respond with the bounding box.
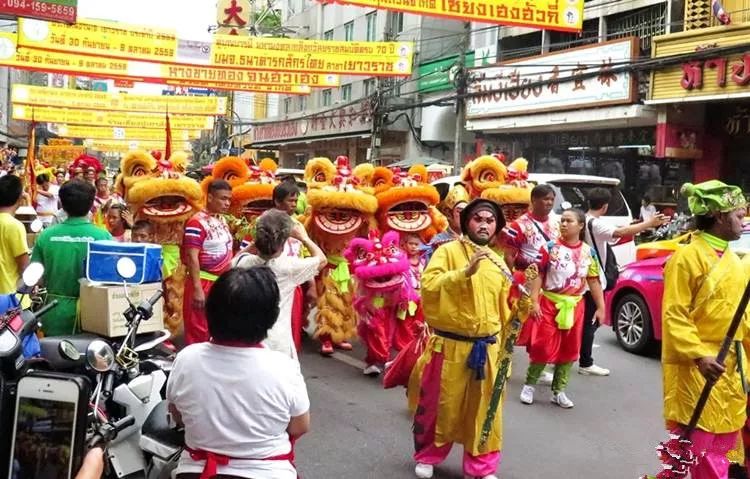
[369,12,394,165]
[453,21,471,173]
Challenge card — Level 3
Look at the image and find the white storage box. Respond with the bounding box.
[79,279,164,338]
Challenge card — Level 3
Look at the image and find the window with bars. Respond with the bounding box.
[606,3,667,54]
[498,31,542,62]
[283,98,291,114]
[298,96,307,111]
[341,84,352,101]
[548,19,599,52]
[366,12,377,41]
[322,89,332,106]
[390,12,404,33]
[344,21,354,41]
[323,29,333,40]
[364,78,377,96]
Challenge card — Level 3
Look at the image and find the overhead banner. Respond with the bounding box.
[53,125,201,141]
[18,18,414,76]
[12,105,214,130]
[0,0,77,24]
[83,139,193,153]
[316,0,583,32]
[12,84,227,115]
[0,34,325,92]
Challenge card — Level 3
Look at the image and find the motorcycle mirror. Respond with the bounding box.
[86,340,116,372]
[59,340,81,361]
[116,257,137,280]
[22,262,44,288]
[29,219,43,233]
[134,329,172,353]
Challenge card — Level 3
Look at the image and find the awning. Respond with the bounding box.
[246,131,371,149]
[466,105,657,134]
[389,156,451,168]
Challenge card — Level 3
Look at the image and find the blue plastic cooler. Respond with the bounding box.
[86,241,163,284]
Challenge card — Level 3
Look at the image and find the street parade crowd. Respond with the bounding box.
[1,148,750,479]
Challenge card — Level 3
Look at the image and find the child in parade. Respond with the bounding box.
[398,232,426,351]
[131,220,154,243]
[520,208,605,409]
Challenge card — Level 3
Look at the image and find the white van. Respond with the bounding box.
[431,173,637,266]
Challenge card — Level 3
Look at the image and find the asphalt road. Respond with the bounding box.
[295,328,664,479]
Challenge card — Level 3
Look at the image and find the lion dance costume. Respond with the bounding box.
[116,150,202,336]
[301,156,378,355]
[344,230,419,374]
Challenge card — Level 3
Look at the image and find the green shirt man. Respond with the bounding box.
[31,181,112,336]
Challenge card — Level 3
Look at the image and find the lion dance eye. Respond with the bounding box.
[132,166,147,177]
[479,170,496,182]
[314,172,326,183]
[356,248,367,261]
[225,173,237,181]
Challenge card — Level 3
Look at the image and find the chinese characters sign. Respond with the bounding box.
[251,101,373,144]
[17,18,414,76]
[650,24,750,102]
[0,0,76,24]
[12,84,227,115]
[217,0,250,36]
[319,0,583,32]
[466,38,637,119]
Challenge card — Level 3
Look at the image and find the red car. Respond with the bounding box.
[604,228,750,354]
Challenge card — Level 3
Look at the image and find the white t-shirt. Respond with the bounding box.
[167,343,310,479]
[232,253,321,360]
[584,214,617,290]
[36,186,59,218]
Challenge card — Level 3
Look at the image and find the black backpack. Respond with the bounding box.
[587,218,619,291]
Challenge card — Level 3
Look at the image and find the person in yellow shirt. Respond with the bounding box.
[0,175,29,295]
[408,198,513,479]
[661,180,749,479]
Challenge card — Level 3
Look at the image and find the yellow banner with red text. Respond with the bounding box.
[53,125,201,141]
[12,105,214,130]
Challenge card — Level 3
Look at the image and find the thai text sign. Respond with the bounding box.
[650,24,750,102]
[418,52,475,94]
[12,105,214,130]
[251,101,372,144]
[467,38,637,119]
[53,125,200,141]
[12,84,227,115]
[319,0,583,32]
[82,139,193,153]
[18,18,414,76]
[0,0,76,24]
[0,33,322,92]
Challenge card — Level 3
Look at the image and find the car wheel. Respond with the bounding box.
[614,293,654,355]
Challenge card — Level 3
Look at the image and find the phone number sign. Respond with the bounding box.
[0,0,76,24]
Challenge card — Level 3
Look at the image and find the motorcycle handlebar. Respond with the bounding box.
[147,290,163,307]
[33,299,58,319]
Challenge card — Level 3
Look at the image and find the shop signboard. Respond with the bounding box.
[418,52,475,94]
[251,100,372,145]
[0,33,321,93]
[316,0,584,32]
[0,0,76,24]
[17,18,415,76]
[466,37,637,119]
[12,105,215,130]
[12,84,228,115]
[217,0,250,36]
[649,24,750,103]
[52,125,201,141]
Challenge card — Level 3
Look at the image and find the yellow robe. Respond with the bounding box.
[407,240,512,455]
[662,234,750,434]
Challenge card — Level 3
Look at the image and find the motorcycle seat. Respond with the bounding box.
[142,400,184,448]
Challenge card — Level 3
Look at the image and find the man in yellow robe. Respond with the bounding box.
[662,180,749,479]
[408,198,512,479]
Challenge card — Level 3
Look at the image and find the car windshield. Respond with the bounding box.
[730,227,750,252]
[550,183,629,217]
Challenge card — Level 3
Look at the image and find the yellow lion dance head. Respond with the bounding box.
[460,154,509,199]
[480,158,533,223]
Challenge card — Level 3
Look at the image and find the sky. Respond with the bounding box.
[77,0,217,39]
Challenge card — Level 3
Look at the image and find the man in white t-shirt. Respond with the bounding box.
[233,209,326,360]
[35,174,59,226]
[167,266,310,479]
[583,188,668,376]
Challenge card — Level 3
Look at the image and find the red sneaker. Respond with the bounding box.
[335,341,353,351]
[320,340,334,356]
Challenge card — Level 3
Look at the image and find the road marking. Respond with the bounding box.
[331,351,367,370]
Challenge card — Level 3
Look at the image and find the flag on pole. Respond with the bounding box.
[165,111,172,160]
[26,119,37,205]
[712,0,731,25]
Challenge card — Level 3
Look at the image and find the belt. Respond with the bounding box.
[435,329,498,381]
[186,444,297,479]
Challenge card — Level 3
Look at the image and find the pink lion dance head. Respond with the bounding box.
[344,230,409,292]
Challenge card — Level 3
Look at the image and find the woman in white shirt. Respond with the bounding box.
[167,266,311,479]
[232,210,326,360]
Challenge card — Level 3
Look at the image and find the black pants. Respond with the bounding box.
[579,292,599,368]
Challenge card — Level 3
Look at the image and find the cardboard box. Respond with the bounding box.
[79,280,164,338]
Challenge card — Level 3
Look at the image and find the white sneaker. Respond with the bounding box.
[363,364,382,376]
[520,385,535,405]
[538,370,554,386]
[415,463,434,478]
[551,392,574,409]
[578,364,610,376]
